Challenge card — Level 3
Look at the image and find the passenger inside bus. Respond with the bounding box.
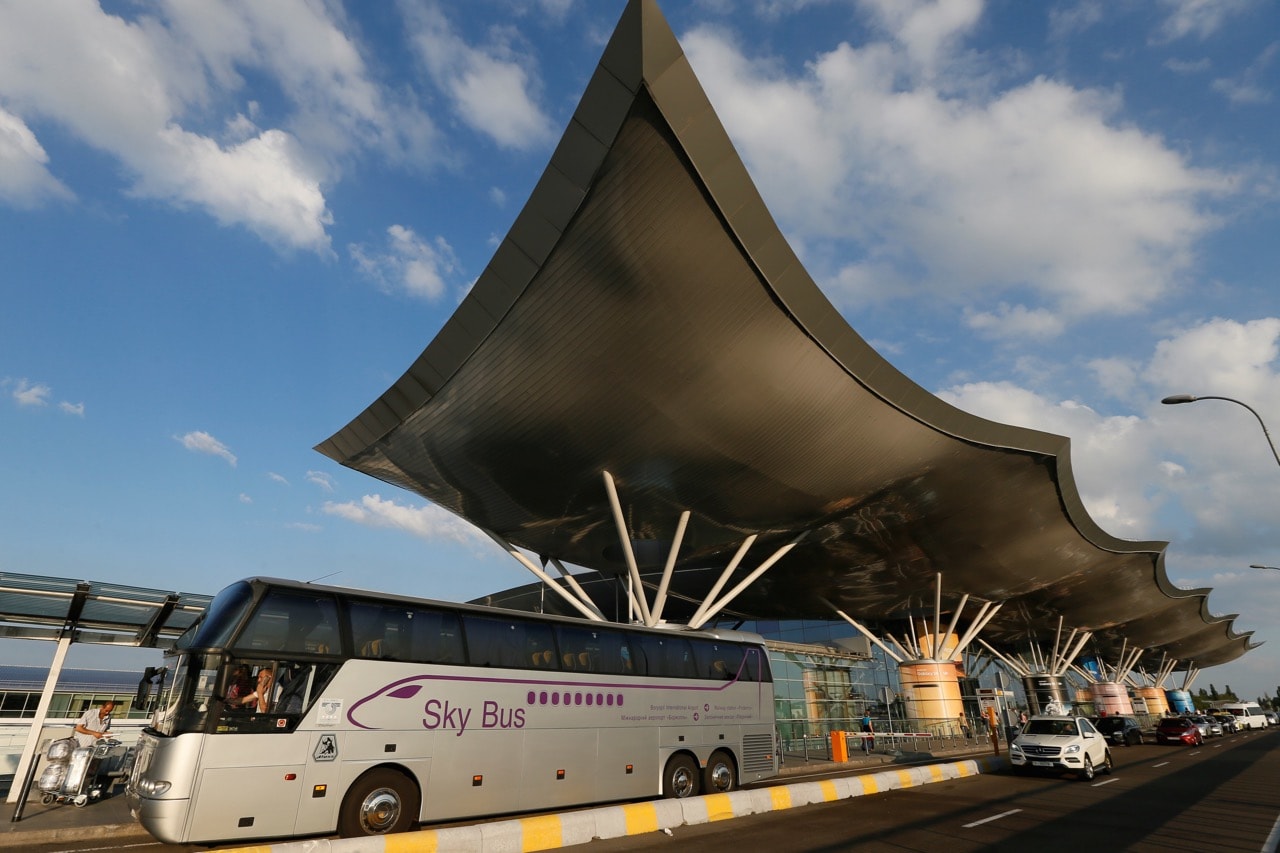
[224,665,253,705]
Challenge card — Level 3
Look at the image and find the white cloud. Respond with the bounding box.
[176,430,238,467]
[322,494,487,546]
[0,0,446,252]
[964,303,1066,340]
[0,106,73,206]
[268,472,289,485]
[1145,317,1280,397]
[1088,357,1141,400]
[939,316,1280,554]
[306,470,335,493]
[1210,42,1278,105]
[857,0,984,79]
[349,224,458,300]
[1155,0,1259,41]
[1048,1,1105,41]
[58,401,85,417]
[239,493,252,504]
[682,16,1233,330]
[11,379,51,407]
[937,380,1162,536]
[403,3,555,150]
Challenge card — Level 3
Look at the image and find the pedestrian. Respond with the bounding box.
[959,712,971,738]
[1018,709,1028,726]
[860,711,874,753]
[74,700,116,748]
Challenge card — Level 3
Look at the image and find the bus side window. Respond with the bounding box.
[691,640,736,680]
[349,601,387,659]
[556,625,589,672]
[521,621,555,671]
[596,631,632,676]
[463,615,551,669]
[666,638,696,678]
[631,634,696,679]
[407,608,463,664]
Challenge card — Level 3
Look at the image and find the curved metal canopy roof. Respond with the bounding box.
[318,0,1253,670]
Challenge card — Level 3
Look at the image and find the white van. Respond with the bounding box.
[1219,702,1268,730]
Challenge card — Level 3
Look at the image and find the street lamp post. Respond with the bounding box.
[1161,394,1280,468]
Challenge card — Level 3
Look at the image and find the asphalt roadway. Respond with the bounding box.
[4,730,1278,852]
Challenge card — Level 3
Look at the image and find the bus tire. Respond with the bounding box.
[703,750,737,794]
[337,767,419,837]
[662,754,700,799]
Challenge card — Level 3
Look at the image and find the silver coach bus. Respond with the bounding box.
[126,577,779,844]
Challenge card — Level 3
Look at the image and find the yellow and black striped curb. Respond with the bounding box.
[219,755,1009,852]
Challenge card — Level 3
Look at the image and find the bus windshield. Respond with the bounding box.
[151,652,220,736]
[175,580,255,651]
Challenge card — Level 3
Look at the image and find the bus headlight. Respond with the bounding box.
[136,779,172,796]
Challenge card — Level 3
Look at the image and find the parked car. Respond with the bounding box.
[1212,713,1239,734]
[1187,714,1221,738]
[1009,715,1113,780]
[1094,715,1143,746]
[1265,711,1279,727]
[1156,716,1204,746]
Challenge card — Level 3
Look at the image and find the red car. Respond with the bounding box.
[1155,716,1203,746]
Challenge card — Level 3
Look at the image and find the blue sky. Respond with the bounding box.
[2,0,1279,705]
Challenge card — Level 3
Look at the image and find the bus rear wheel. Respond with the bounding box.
[663,754,700,799]
[703,750,737,794]
[338,767,419,837]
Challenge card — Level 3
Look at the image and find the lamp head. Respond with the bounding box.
[1161,394,1197,405]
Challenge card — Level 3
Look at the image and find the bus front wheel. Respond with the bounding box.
[663,754,700,799]
[338,768,419,837]
[703,750,737,794]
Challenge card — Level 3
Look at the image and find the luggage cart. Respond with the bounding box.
[36,736,133,807]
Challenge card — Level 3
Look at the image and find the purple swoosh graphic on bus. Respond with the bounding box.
[347,678,433,729]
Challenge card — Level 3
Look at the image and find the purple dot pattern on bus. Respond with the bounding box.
[527,690,621,707]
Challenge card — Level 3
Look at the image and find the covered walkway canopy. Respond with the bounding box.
[0,571,210,803]
[318,0,1253,672]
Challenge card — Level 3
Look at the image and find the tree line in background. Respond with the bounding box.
[1189,683,1279,710]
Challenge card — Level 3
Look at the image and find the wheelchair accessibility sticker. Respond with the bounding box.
[314,734,338,762]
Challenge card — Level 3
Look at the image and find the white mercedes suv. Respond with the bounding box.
[1009,715,1113,780]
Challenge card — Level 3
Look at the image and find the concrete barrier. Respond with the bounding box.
[216,755,1009,853]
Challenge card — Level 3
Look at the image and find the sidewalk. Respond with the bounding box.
[0,738,1003,849]
[1,788,152,849]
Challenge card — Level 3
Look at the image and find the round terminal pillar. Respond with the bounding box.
[1021,674,1068,715]
[912,626,961,665]
[1165,689,1194,713]
[1134,686,1169,717]
[898,659,964,734]
[1090,681,1134,716]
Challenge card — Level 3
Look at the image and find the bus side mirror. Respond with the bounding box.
[133,666,165,712]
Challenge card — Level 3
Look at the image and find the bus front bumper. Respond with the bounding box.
[127,791,189,845]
